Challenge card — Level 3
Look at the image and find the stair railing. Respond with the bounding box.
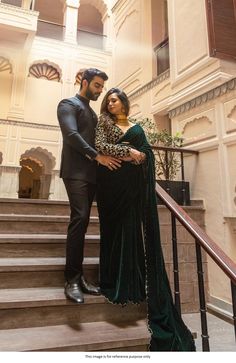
[156,183,236,352]
[152,145,199,206]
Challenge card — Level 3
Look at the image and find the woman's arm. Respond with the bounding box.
[95,122,131,157]
[95,120,146,164]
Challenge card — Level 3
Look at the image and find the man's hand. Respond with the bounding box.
[129,148,146,164]
[95,154,122,170]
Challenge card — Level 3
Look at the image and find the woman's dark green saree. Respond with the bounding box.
[96,124,196,351]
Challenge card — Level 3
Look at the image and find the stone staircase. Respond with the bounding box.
[0,198,149,351]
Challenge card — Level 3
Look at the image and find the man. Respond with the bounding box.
[57,68,121,304]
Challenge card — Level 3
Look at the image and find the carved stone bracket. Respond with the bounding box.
[169,78,236,119]
[225,217,236,234]
[0,1,38,16]
[0,119,59,131]
[129,69,170,101]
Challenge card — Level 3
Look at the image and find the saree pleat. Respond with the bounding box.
[96,124,196,351]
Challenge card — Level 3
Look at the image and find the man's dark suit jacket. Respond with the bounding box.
[57,94,98,184]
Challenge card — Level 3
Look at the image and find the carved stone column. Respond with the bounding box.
[49,170,68,201]
[7,54,28,121]
[39,174,52,199]
[64,0,80,44]
[21,0,32,9]
[0,166,21,198]
[102,9,113,52]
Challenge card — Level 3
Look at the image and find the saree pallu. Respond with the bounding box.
[96,124,196,351]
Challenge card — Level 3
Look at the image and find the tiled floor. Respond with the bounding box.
[183,312,236,352]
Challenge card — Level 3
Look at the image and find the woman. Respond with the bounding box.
[95,88,195,351]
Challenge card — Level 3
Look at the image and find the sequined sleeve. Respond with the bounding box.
[95,121,131,158]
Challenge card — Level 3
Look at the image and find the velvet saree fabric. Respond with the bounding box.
[96,124,196,351]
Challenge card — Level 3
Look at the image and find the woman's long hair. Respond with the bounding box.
[100,88,130,119]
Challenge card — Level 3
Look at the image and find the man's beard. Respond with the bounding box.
[85,88,100,101]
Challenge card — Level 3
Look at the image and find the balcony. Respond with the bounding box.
[36,20,64,41]
[36,21,107,50]
[0,1,38,50]
[77,29,107,50]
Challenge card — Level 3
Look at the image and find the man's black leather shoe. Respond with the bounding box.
[64,282,84,303]
[79,275,101,295]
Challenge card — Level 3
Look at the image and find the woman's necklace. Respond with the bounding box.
[116,115,130,126]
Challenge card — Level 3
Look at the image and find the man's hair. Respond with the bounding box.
[80,68,108,89]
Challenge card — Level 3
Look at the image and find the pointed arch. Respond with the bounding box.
[80,0,107,17]
[19,147,56,199]
[20,147,56,174]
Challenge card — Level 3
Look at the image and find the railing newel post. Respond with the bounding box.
[231,280,236,340]
[195,240,210,351]
[171,213,181,315]
[155,162,236,351]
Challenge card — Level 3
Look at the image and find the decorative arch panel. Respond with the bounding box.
[20,147,56,174]
[75,68,87,85]
[0,57,12,74]
[29,61,62,82]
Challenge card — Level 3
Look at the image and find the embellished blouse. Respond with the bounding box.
[95,114,132,158]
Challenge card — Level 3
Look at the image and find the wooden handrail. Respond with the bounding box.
[152,145,199,154]
[154,37,169,52]
[156,183,236,284]
[38,19,65,28]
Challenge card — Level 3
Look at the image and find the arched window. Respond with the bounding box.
[34,0,64,40]
[77,3,104,49]
[19,147,56,199]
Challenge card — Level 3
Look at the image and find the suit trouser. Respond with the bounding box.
[63,179,96,282]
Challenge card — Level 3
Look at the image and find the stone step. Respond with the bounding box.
[0,215,100,234]
[0,287,146,330]
[0,257,99,288]
[0,198,98,217]
[0,234,100,257]
[0,319,150,351]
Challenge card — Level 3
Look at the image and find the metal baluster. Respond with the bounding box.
[231,280,236,340]
[165,150,169,180]
[180,151,185,181]
[171,213,181,315]
[195,240,210,351]
[180,152,186,206]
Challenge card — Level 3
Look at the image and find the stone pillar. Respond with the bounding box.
[39,174,51,199]
[49,170,68,201]
[102,10,113,52]
[21,0,32,9]
[63,0,80,44]
[7,54,28,121]
[0,166,21,198]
